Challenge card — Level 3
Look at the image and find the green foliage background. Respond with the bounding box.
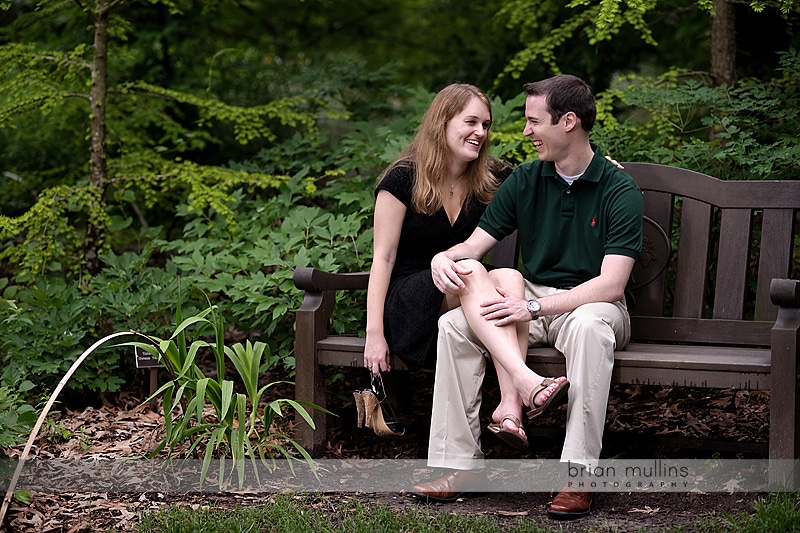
[0,0,798,449]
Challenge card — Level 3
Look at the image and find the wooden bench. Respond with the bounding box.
[292,162,800,487]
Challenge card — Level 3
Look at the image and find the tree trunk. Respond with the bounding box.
[84,0,111,275]
[710,0,736,87]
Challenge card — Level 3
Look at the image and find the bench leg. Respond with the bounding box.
[294,290,335,457]
[295,349,327,456]
[768,306,800,489]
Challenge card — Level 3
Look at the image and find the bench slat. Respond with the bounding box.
[634,190,674,317]
[526,345,769,390]
[756,209,795,321]
[673,198,712,318]
[630,316,772,346]
[487,229,518,268]
[623,163,800,208]
[714,208,752,319]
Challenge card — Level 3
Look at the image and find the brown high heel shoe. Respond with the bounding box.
[353,373,405,437]
[353,389,367,427]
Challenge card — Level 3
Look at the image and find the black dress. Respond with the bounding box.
[376,162,509,370]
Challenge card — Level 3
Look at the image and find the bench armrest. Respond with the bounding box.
[770,278,800,308]
[293,266,370,453]
[293,266,370,292]
[769,277,800,480]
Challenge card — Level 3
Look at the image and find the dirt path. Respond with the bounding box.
[1,367,771,532]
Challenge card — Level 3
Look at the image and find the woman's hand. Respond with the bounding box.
[364,333,392,375]
[606,156,624,170]
[431,252,473,294]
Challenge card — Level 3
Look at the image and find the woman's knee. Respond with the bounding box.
[455,258,486,274]
[488,268,524,287]
[455,259,491,286]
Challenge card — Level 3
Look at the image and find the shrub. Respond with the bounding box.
[593,49,800,180]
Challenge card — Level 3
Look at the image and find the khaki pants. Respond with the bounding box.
[427,283,631,471]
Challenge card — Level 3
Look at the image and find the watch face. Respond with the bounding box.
[527,300,540,314]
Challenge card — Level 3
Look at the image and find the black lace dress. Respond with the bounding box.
[376,163,509,370]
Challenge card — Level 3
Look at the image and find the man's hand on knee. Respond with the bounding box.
[479,286,530,326]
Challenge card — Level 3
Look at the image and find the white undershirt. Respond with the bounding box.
[558,172,583,186]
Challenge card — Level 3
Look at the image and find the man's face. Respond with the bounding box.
[522,94,568,162]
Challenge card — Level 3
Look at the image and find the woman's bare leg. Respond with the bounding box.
[455,261,566,416]
[486,268,529,437]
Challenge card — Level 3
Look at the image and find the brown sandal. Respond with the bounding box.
[526,377,570,420]
[487,414,528,449]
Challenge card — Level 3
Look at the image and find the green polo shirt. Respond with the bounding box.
[479,147,643,288]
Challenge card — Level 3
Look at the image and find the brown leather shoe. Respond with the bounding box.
[547,488,593,520]
[408,469,484,503]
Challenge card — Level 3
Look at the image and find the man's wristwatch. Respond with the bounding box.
[527,299,541,320]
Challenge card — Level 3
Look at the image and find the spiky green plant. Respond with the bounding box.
[132,304,326,487]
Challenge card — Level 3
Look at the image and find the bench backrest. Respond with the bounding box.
[488,162,800,348]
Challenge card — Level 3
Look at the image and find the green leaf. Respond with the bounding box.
[13,490,31,504]
[220,380,234,420]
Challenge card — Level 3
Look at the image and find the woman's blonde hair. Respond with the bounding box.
[380,83,501,215]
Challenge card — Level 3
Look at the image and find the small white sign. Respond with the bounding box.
[134,346,162,368]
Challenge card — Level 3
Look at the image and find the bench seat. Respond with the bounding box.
[316,336,769,389]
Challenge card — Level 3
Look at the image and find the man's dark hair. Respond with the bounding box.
[523,75,596,132]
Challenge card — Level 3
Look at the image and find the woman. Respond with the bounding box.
[363,83,566,447]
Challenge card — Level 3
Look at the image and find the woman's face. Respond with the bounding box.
[445,97,491,167]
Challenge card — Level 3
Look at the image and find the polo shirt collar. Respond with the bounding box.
[540,143,607,184]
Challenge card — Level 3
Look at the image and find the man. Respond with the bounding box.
[409,74,643,519]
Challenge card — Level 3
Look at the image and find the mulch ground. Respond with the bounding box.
[1,365,774,532]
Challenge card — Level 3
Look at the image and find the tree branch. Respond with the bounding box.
[39,53,92,70]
